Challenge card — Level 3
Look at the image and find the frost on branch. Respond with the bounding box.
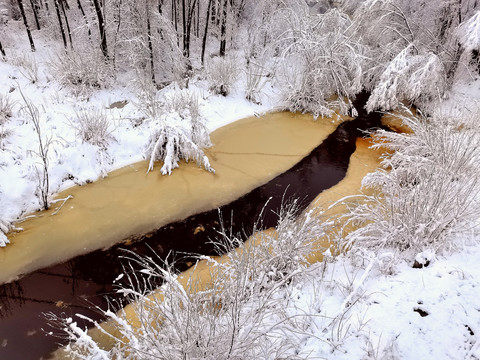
[366,45,446,112]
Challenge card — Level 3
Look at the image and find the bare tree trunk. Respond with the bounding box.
[112,0,122,72]
[146,0,156,84]
[0,41,6,59]
[43,0,50,15]
[17,0,36,51]
[54,0,68,48]
[219,0,227,56]
[172,0,179,45]
[77,0,91,37]
[184,0,197,58]
[60,0,73,48]
[182,0,187,56]
[196,0,199,36]
[29,0,41,30]
[92,0,109,59]
[201,0,213,64]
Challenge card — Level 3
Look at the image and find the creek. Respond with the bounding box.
[0,93,387,359]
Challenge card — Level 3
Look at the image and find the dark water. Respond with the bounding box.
[0,93,383,359]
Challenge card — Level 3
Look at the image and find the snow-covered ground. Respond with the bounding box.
[2,13,480,360]
[0,21,281,246]
[280,243,480,359]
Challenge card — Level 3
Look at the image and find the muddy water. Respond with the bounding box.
[0,94,386,359]
[0,112,342,286]
[78,136,387,355]
[0,113,345,359]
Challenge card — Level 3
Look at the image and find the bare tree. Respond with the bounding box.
[146,0,156,84]
[16,0,36,51]
[92,0,108,59]
[76,0,91,38]
[219,0,228,56]
[60,0,73,48]
[53,0,68,48]
[29,0,40,29]
[201,0,213,64]
[0,41,5,59]
[20,90,51,210]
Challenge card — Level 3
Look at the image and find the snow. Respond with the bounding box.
[2,7,480,359]
[288,244,480,359]
[0,30,279,242]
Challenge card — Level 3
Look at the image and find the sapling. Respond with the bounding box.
[20,90,51,210]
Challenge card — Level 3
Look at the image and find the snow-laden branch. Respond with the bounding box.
[366,44,446,112]
[456,11,480,51]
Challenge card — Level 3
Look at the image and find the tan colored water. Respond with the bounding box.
[0,112,344,285]
[53,136,386,356]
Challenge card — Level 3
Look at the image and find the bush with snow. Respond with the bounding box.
[143,87,214,175]
[277,8,365,117]
[341,109,480,260]
[365,45,446,112]
[0,93,14,125]
[49,48,113,96]
[0,93,13,146]
[50,201,333,359]
[205,56,239,97]
[71,108,114,150]
[0,219,10,247]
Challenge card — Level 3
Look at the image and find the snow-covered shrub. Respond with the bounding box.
[144,87,213,175]
[277,8,365,117]
[0,93,14,125]
[145,121,213,175]
[245,55,271,105]
[366,45,446,112]
[341,110,480,258]
[20,91,51,211]
[49,49,112,95]
[456,11,480,52]
[0,93,13,145]
[71,108,114,150]
[0,219,10,247]
[12,53,39,84]
[205,56,239,96]
[50,200,330,359]
[164,87,199,115]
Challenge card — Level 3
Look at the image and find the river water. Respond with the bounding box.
[0,94,388,359]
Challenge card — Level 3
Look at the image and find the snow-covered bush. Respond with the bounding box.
[278,8,365,117]
[71,108,114,150]
[365,45,446,112]
[12,53,39,84]
[143,87,213,175]
[0,93,13,145]
[0,219,10,247]
[456,11,480,52]
[0,93,13,125]
[245,56,271,105]
[50,200,331,359]
[146,120,214,175]
[205,56,239,96]
[49,49,112,95]
[341,110,480,258]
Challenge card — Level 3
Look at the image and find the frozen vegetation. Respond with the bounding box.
[1,0,480,358]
